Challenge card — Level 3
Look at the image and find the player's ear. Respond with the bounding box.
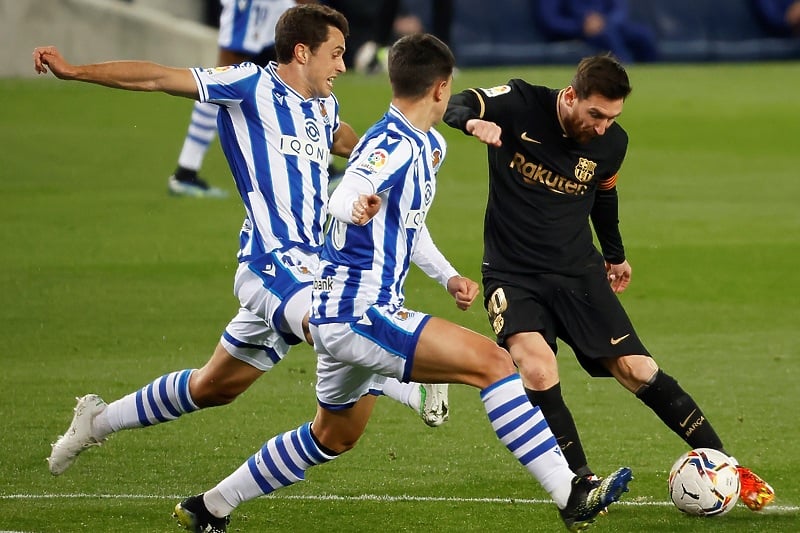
[564,86,577,105]
[294,43,309,64]
[433,78,449,102]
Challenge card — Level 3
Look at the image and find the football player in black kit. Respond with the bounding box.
[443,54,774,512]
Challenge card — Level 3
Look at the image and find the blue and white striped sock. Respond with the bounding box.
[98,369,198,435]
[204,422,337,517]
[177,101,219,171]
[481,374,575,508]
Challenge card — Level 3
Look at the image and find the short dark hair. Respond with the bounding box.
[571,54,632,101]
[274,4,349,64]
[388,33,455,99]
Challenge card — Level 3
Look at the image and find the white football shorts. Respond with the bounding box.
[311,305,431,409]
[220,247,318,371]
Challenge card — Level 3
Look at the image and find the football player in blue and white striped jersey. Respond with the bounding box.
[168,33,632,532]
[35,4,448,488]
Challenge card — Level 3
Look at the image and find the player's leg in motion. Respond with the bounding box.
[525,382,594,478]
[278,264,448,426]
[634,368,775,510]
[503,333,596,479]
[47,342,264,476]
[174,315,631,532]
[167,102,228,198]
[174,406,366,533]
[487,284,596,479]
[47,262,286,476]
[416,319,632,530]
[48,267,446,475]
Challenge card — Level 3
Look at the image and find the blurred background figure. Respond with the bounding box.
[753,0,800,36]
[324,0,453,72]
[169,0,312,198]
[536,0,659,63]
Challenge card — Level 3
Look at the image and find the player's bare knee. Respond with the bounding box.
[478,344,517,384]
[609,355,659,391]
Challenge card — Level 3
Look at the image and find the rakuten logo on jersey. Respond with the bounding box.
[510,153,589,196]
[279,135,329,165]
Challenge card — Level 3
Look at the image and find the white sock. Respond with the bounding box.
[177,101,219,171]
[381,379,421,411]
[481,374,575,508]
[205,422,336,517]
[92,369,198,439]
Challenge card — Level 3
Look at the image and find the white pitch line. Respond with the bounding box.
[0,493,797,512]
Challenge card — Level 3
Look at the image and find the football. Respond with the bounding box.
[668,448,740,516]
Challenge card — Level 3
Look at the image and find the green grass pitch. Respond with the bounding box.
[0,60,798,532]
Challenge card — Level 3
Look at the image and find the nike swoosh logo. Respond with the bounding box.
[520,131,541,144]
[610,334,630,345]
[679,409,697,428]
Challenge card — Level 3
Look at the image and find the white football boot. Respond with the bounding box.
[47,394,107,475]
[419,384,449,427]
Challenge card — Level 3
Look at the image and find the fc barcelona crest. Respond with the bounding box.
[574,157,596,183]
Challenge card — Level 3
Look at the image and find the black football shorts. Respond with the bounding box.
[483,268,650,377]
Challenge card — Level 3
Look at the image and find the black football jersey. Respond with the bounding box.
[445,79,628,276]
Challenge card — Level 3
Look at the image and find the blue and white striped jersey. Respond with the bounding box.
[191,62,340,261]
[218,0,295,55]
[311,105,447,324]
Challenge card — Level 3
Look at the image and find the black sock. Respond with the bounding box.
[174,166,198,182]
[636,370,726,453]
[525,383,592,477]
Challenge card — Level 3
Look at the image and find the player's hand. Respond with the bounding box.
[447,275,479,310]
[466,119,502,147]
[351,193,381,225]
[33,46,73,78]
[606,260,631,293]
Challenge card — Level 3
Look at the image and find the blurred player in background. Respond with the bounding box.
[536,0,658,64]
[34,4,448,483]
[444,53,774,512]
[169,0,310,198]
[173,33,632,533]
[753,0,800,36]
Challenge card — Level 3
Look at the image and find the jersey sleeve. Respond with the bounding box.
[591,177,625,264]
[411,225,459,287]
[328,172,373,224]
[445,82,522,134]
[190,62,260,105]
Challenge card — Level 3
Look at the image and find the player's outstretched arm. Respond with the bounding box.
[444,91,502,147]
[33,46,199,99]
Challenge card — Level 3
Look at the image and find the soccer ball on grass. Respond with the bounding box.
[668,448,740,516]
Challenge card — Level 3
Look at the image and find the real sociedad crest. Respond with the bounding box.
[431,148,441,169]
[318,101,330,125]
